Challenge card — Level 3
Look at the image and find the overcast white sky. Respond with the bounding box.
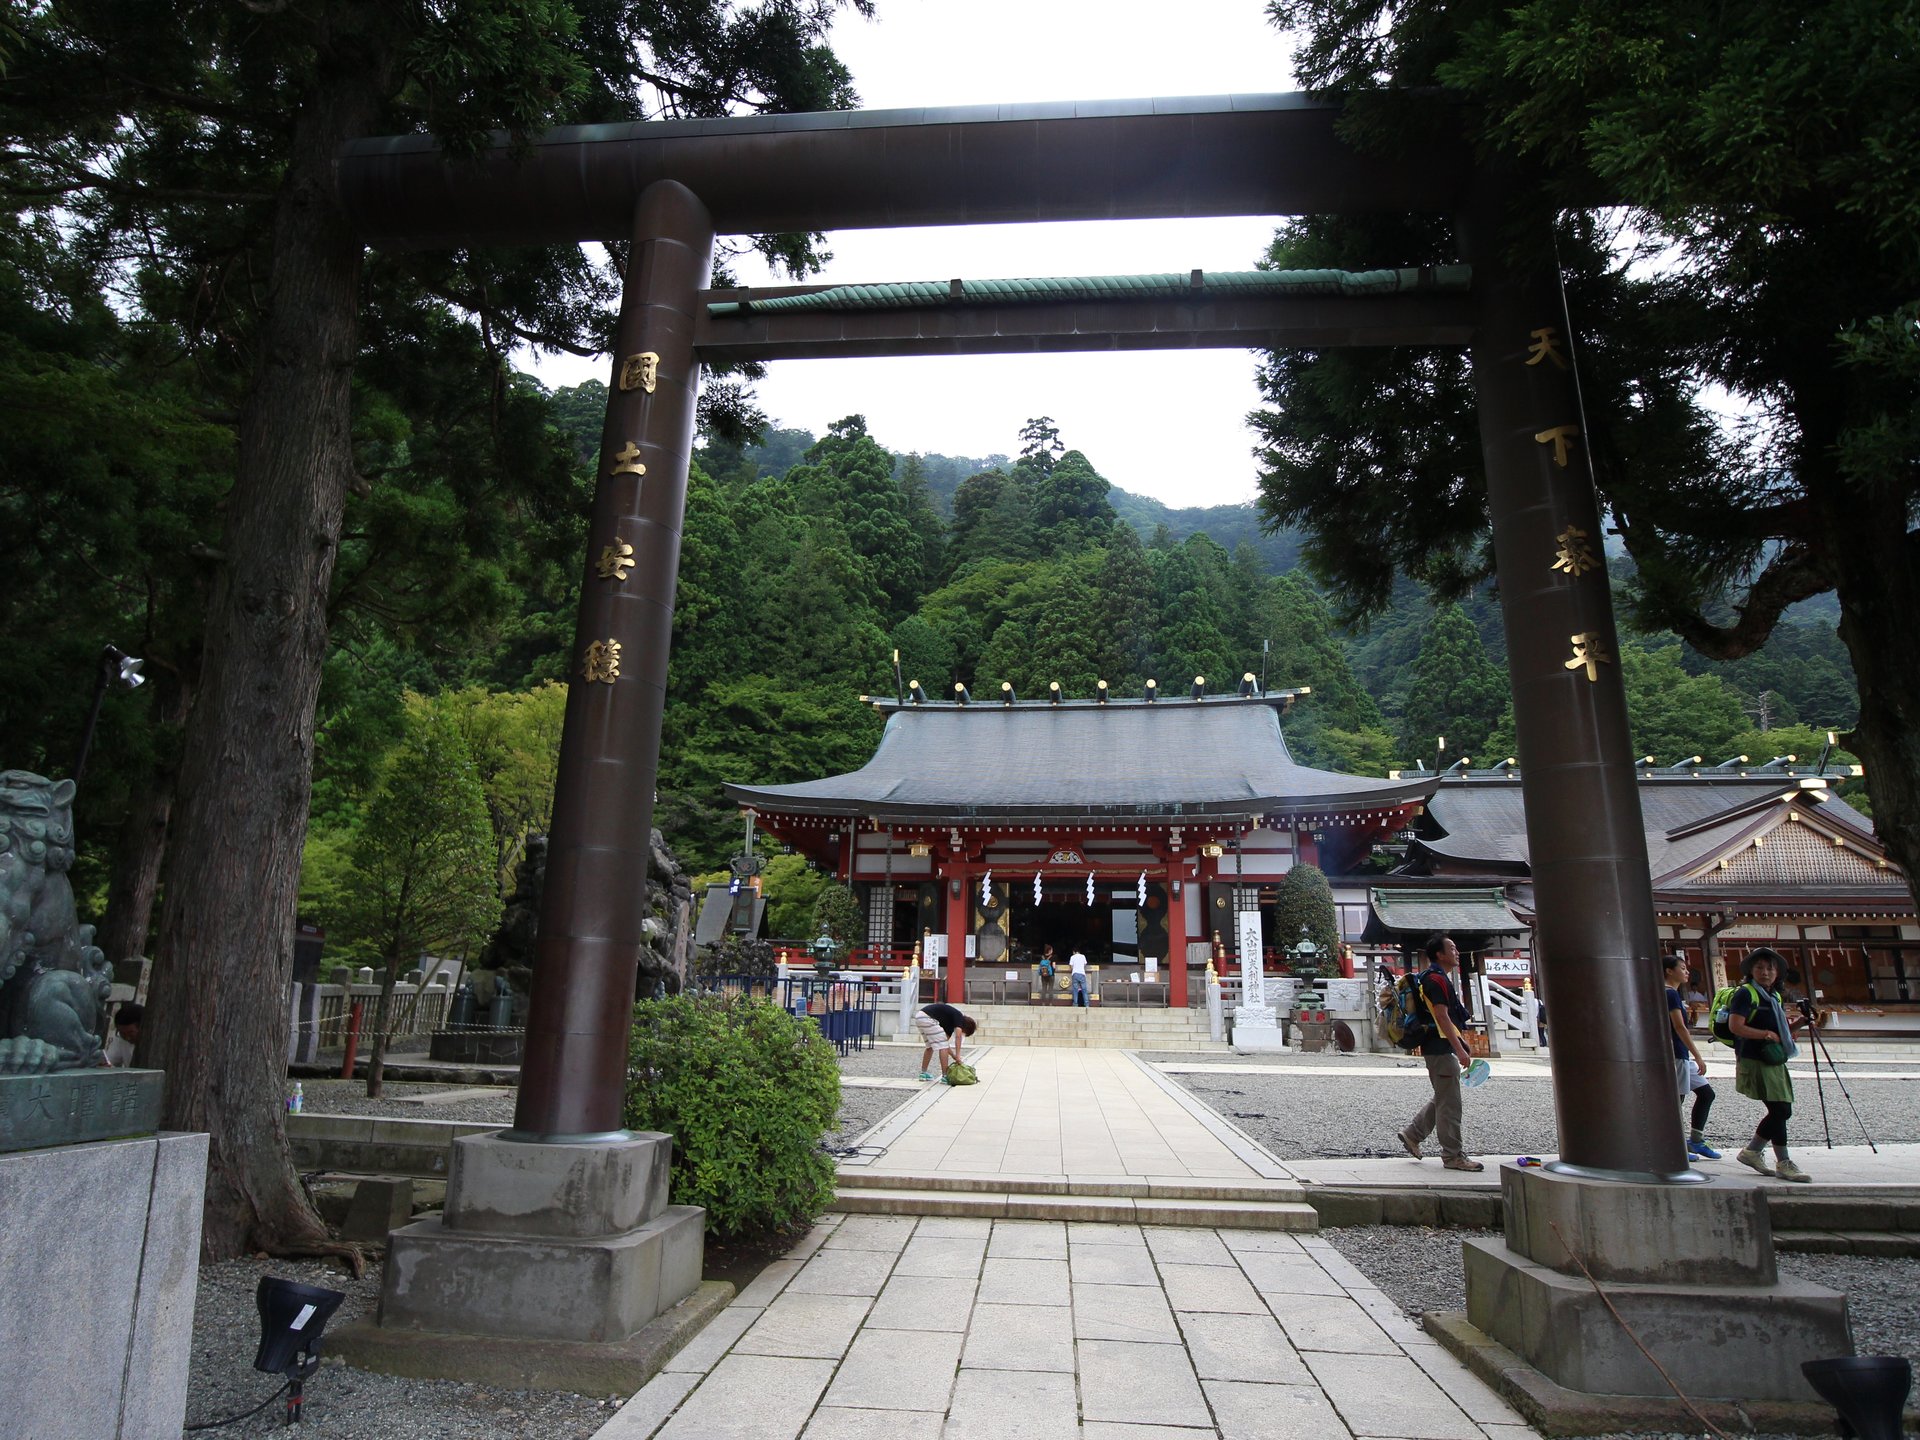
[528,0,1299,508]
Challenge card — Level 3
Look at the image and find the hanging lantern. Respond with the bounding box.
[1033,872,1043,906]
[982,869,993,907]
[1086,871,1095,906]
[1137,870,1147,906]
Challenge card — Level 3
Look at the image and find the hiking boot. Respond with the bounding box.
[1774,1159,1812,1183]
[1736,1147,1773,1176]
[1397,1130,1423,1159]
[1687,1139,1722,1160]
[1442,1156,1486,1172]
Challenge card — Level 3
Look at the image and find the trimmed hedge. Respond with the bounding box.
[625,993,841,1240]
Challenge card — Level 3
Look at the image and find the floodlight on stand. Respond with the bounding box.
[252,1275,345,1426]
[108,644,146,688]
[1801,1356,1911,1440]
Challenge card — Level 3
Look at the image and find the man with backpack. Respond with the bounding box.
[1394,935,1485,1172]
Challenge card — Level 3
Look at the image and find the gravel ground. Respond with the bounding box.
[835,1041,937,1078]
[184,1257,614,1438]
[1324,1226,1920,1438]
[1159,1062,1920,1158]
[822,1082,916,1153]
[298,1079,519,1124]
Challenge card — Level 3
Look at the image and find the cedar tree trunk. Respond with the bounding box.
[1817,477,1920,913]
[95,672,191,970]
[143,59,382,1260]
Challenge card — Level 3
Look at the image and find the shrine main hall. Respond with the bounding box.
[726,685,1433,1005]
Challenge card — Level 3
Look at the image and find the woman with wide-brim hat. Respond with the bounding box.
[1726,947,1817,1181]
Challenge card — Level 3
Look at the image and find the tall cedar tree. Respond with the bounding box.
[1396,602,1508,767]
[2,0,869,1257]
[1257,0,1920,908]
[345,708,497,1098]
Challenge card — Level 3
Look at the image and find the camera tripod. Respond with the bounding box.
[1797,998,1878,1152]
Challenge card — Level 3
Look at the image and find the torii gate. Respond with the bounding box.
[333,96,1847,1402]
[341,94,1677,1176]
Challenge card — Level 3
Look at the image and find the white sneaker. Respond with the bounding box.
[1736,1147,1773,1176]
[1774,1158,1812,1183]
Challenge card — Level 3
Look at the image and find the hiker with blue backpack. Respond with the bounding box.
[1391,935,1485,1172]
[1717,947,1817,1182]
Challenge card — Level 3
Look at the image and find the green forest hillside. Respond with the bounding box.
[2,333,1862,945]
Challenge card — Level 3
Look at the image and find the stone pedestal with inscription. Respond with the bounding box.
[1231,910,1287,1053]
[0,1071,206,1438]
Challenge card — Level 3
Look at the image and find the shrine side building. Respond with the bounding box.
[1405,763,1920,1029]
[725,693,1435,1006]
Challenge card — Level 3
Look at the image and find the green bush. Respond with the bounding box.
[625,993,841,1240]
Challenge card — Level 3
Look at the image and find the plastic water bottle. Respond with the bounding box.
[289,1082,304,1115]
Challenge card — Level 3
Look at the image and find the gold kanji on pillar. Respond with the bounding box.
[618,351,660,394]
[1533,424,1581,467]
[597,539,636,582]
[1525,326,1569,370]
[1550,525,1600,577]
[1564,633,1612,681]
[581,639,622,683]
[610,441,647,477]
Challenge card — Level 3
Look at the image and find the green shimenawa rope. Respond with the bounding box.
[708,265,1471,316]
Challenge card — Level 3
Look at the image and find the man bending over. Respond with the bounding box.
[915,1001,977,1081]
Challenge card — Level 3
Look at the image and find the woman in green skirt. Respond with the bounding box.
[1725,947,1816,1181]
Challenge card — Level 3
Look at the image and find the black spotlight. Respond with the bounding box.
[1801,1356,1911,1440]
[254,1276,346,1424]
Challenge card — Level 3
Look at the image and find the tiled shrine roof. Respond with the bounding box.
[725,696,1435,823]
[1416,773,1903,902]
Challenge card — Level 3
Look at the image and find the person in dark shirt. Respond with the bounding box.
[1394,935,1483,1171]
[914,1002,977,1082]
[1664,955,1718,1160]
[1727,947,1814,1181]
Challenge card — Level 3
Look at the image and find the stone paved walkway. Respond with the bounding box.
[592,1212,1535,1439]
[592,1043,1542,1439]
[865,1048,1263,1180]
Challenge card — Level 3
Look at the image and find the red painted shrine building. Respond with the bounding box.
[725,691,1435,1006]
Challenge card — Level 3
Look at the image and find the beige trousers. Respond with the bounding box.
[1405,1052,1465,1159]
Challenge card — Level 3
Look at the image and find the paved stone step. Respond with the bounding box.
[829,1186,1320,1230]
[982,1045,1230,1053]
[838,1170,1306,1203]
[1773,1228,1920,1257]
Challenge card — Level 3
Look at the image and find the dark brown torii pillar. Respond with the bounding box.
[1463,196,1687,1179]
[511,180,713,1140]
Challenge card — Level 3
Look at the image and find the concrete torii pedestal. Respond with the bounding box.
[1427,1164,1853,1433]
[330,1131,727,1392]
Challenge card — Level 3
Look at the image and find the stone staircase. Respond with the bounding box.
[962,1002,1225,1051]
[832,1169,1318,1231]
